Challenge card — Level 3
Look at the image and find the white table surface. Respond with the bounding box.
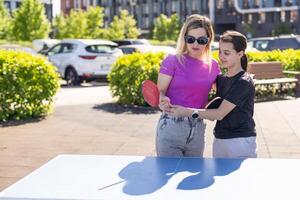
[0,154,299,200]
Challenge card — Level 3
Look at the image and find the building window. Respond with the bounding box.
[228,0,234,8]
[281,11,286,22]
[192,0,197,10]
[242,0,250,9]
[4,2,10,10]
[258,12,266,24]
[285,0,293,6]
[143,16,149,28]
[274,0,281,6]
[75,0,80,9]
[66,0,71,9]
[291,10,298,22]
[143,3,149,13]
[260,12,266,23]
[16,2,21,8]
[83,0,87,7]
[153,2,158,13]
[248,14,252,24]
[90,0,94,6]
[253,0,260,8]
[105,7,110,15]
[216,0,224,9]
[201,0,208,12]
[171,0,177,13]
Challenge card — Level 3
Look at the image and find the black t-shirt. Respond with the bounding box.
[214,71,256,139]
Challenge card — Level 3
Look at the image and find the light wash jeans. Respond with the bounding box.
[213,136,257,158]
[156,113,206,157]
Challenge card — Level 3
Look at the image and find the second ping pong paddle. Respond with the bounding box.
[205,97,223,109]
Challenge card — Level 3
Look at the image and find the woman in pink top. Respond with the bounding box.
[156,15,220,157]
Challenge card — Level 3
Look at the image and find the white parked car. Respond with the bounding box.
[119,44,176,55]
[42,39,123,85]
[32,39,61,52]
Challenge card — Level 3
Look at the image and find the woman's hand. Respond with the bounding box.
[159,94,172,112]
[167,105,191,117]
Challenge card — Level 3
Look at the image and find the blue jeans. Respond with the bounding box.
[213,137,257,158]
[156,113,206,157]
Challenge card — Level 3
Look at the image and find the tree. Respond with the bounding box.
[107,15,125,40]
[53,7,106,39]
[11,0,50,41]
[63,9,87,38]
[273,23,292,36]
[119,10,140,39]
[241,22,255,38]
[168,14,181,41]
[0,0,10,39]
[153,13,182,41]
[85,6,105,39]
[53,14,67,39]
[107,9,140,40]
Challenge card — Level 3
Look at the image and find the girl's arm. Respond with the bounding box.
[169,99,236,121]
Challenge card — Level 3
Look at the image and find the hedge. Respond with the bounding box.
[0,50,60,122]
[212,49,300,71]
[108,52,164,105]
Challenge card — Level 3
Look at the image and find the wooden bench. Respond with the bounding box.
[247,62,300,97]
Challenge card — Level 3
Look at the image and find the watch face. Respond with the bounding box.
[192,112,199,119]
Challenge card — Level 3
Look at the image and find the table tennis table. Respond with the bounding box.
[0,154,299,200]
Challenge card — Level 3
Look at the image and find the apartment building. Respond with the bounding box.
[3,0,61,21]
[60,0,300,37]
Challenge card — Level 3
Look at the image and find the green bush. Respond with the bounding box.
[108,52,165,105]
[247,49,300,71]
[0,50,60,122]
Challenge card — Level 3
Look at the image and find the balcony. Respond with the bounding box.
[215,7,239,24]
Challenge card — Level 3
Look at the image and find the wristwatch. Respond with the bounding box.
[191,110,199,119]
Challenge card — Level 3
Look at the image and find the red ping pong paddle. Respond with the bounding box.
[141,80,160,107]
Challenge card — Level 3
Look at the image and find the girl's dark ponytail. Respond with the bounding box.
[241,54,248,71]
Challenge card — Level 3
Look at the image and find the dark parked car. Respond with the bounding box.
[248,35,300,51]
[112,39,150,46]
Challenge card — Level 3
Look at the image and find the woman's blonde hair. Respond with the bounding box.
[175,14,214,66]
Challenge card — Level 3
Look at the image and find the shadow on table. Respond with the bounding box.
[117,157,245,195]
[176,158,245,190]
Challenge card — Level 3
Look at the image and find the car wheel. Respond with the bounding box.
[65,68,81,86]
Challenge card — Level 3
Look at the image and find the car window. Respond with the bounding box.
[48,44,63,55]
[113,41,132,46]
[85,45,115,53]
[273,38,299,49]
[120,47,137,54]
[132,40,145,45]
[254,40,270,51]
[61,43,76,53]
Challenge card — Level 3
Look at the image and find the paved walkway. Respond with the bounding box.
[1,84,300,191]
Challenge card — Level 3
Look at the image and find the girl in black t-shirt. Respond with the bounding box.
[168,31,257,158]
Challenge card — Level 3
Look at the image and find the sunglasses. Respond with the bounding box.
[184,35,209,45]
